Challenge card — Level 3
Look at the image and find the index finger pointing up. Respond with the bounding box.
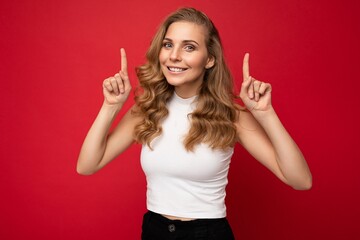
[120,48,128,74]
[243,53,250,80]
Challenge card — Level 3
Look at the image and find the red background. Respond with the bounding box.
[1,0,359,239]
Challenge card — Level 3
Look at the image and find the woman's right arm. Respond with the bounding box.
[77,48,140,175]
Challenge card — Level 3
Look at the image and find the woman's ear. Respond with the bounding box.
[205,56,215,69]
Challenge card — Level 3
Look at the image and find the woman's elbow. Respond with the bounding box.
[76,162,98,176]
[292,176,313,190]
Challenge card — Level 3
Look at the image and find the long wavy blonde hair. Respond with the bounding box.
[134,7,239,151]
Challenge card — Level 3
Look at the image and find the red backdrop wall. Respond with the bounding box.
[1,0,359,239]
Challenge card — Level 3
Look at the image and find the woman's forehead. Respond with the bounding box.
[165,21,207,43]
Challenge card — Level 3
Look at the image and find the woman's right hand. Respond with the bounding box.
[102,48,131,106]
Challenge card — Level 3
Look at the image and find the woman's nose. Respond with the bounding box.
[169,48,181,62]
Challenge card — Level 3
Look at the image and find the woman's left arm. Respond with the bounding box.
[236,53,312,190]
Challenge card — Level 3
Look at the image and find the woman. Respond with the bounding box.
[77,7,312,240]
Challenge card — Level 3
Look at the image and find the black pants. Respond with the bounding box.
[141,211,235,240]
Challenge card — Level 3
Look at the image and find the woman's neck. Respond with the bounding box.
[174,87,199,99]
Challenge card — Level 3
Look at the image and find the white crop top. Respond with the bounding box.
[140,92,234,219]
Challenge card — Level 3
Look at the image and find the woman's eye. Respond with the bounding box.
[184,45,195,51]
[163,42,172,48]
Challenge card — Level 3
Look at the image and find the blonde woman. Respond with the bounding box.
[77,8,312,240]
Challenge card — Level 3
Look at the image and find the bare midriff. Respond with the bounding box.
[162,214,196,221]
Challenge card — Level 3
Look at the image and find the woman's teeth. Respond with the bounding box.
[168,67,186,72]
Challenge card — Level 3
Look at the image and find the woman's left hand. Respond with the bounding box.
[240,53,273,113]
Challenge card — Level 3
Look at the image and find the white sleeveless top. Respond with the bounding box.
[140,92,234,219]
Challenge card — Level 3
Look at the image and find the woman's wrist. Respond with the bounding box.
[250,105,277,122]
[101,101,123,118]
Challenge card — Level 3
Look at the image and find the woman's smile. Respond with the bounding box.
[167,66,188,73]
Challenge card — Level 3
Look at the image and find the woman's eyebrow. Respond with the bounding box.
[183,40,199,46]
[163,38,199,46]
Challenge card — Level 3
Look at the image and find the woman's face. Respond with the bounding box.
[159,21,214,98]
